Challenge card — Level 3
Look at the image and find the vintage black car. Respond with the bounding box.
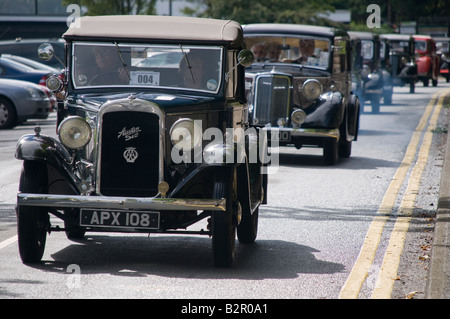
[243,24,360,165]
[435,37,450,83]
[348,31,385,110]
[379,33,417,93]
[15,15,268,267]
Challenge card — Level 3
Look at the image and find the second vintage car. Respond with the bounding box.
[348,31,385,110]
[243,24,360,165]
[15,15,268,267]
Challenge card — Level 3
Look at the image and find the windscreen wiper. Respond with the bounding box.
[179,44,195,84]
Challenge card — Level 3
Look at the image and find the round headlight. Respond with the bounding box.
[170,118,202,150]
[291,109,307,125]
[46,75,63,92]
[58,116,92,149]
[302,79,323,100]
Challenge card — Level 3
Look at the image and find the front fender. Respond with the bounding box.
[416,56,432,74]
[15,134,79,193]
[304,91,344,128]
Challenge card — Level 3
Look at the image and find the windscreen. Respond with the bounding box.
[72,42,223,93]
[245,35,331,69]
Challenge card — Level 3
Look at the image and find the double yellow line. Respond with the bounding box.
[339,88,450,299]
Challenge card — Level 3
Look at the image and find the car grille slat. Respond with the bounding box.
[99,111,160,197]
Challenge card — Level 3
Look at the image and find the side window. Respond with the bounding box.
[0,66,4,76]
[333,38,347,73]
[226,50,238,99]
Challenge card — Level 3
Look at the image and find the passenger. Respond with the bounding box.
[296,38,316,64]
[251,43,267,62]
[266,42,281,62]
[179,50,214,90]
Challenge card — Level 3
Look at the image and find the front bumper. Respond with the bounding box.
[17,193,226,212]
[269,127,340,142]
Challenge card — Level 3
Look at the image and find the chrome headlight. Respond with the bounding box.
[170,118,202,150]
[302,79,323,100]
[58,116,92,149]
[291,109,307,125]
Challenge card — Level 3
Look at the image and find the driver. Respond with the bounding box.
[87,46,129,85]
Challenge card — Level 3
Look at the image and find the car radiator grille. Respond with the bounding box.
[255,75,290,126]
[99,111,160,197]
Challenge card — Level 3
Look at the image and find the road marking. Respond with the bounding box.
[339,88,450,299]
[371,90,448,298]
[0,235,18,250]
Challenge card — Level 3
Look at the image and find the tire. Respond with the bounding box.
[64,209,86,240]
[410,81,415,93]
[17,161,49,263]
[0,97,17,129]
[323,137,338,165]
[237,207,258,245]
[383,89,392,105]
[371,95,380,113]
[432,78,438,87]
[211,168,237,267]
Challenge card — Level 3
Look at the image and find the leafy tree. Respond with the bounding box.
[182,0,339,25]
[62,0,157,15]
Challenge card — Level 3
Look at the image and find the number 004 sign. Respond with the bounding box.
[130,71,160,86]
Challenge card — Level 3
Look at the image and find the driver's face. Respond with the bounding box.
[93,47,117,70]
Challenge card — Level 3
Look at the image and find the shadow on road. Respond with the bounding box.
[21,234,344,281]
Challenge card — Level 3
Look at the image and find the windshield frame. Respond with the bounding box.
[70,41,224,94]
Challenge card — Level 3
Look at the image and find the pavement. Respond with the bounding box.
[425,92,450,299]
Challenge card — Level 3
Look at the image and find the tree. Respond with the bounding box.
[182,0,339,25]
[62,0,157,15]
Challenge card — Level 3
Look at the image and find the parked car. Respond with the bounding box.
[0,56,52,86]
[0,78,52,129]
[413,35,439,87]
[435,37,450,83]
[379,33,417,93]
[348,31,385,110]
[1,54,60,74]
[15,15,267,267]
[0,38,65,70]
[243,23,360,165]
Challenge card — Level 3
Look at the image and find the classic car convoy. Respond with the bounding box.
[15,15,267,267]
[12,15,446,266]
[244,24,360,165]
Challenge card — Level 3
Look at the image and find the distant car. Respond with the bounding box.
[0,38,65,70]
[0,78,52,129]
[348,31,385,111]
[413,35,439,87]
[1,54,60,74]
[0,57,52,86]
[435,37,450,83]
[379,33,417,93]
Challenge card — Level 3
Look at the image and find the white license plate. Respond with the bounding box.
[80,209,159,229]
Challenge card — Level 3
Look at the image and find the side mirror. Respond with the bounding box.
[237,49,254,67]
[226,49,254,81]
[38,43,65,68]
[38,43,54,61]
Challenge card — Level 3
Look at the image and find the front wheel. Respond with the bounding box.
[237,207,258,245]
[211,168,237,267]
[0,97,17,129]
[323,137,338,165]
[17,161,49,263]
